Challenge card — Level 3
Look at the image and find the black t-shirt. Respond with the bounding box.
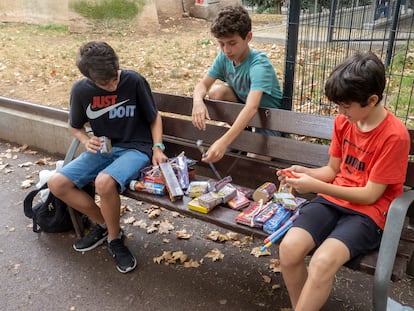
[69,70,157,158]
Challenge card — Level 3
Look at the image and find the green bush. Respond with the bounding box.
[70,0,145,20]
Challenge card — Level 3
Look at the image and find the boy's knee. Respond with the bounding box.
[94,173,117,195]
[47,173,68,195]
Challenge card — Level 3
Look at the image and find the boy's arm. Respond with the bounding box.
[192,75,216,130]
[150,112,168,165]
[285,156,388,205]
[202,89,262,163]
[69,125,101,154]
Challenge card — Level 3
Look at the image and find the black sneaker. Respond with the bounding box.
[108,237,137,273]
[73,224,108,252]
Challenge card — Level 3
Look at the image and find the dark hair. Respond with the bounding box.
[76,41,119,82]
[210,6,251,39]
[325,51,385,107]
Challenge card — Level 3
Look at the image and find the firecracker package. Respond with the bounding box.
[159,162,184,202]
[185,181,212,198]
[227,190,250,210]
[213,176,232,191]
[263,205,293,234]
[252,182,277,203]
[194,184,237,212]
[176,154,190,190]
[217,184,237,202]
[188,198,214,214]
[129,180,166,196]
[236,200,266,227]
[253,202,281,228]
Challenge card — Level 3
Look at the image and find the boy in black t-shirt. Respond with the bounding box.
[48,41,167,273]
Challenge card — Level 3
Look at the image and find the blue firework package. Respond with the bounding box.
[263,205,293,234]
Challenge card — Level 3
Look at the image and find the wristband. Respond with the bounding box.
[152,143,165,151]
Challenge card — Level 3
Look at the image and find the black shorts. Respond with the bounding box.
[293,196,383,269]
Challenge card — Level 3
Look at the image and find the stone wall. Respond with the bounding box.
[0,0,160,32]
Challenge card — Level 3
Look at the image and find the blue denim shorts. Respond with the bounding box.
[59,146,150,193]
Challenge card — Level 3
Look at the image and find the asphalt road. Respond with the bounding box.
[1,140,413,311]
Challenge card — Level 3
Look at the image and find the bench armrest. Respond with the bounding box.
[373,190,414,311]
[64,138,80,165]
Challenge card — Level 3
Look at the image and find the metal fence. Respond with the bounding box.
[283,0,414,128]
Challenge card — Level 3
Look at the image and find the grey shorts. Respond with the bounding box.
[293,196,382,269]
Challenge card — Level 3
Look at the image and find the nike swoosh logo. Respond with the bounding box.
[86,99,130,119]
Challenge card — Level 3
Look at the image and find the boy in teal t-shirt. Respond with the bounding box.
[192,5,282,163]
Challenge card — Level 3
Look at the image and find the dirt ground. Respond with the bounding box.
[0,14,286,110]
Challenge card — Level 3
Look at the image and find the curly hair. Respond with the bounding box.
[325,51,385,107]
[210,6,251,39]
[76,41,119,82]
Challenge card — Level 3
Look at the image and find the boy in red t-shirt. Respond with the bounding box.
[277,52,410,311]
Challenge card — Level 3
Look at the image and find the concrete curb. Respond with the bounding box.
[0,96,73,156]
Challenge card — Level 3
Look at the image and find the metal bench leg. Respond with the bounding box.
[63,138,84,238]
[373,190,414,311]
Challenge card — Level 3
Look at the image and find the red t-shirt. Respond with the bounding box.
[320,109,410,229]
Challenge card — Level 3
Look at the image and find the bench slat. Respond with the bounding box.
[154,92,334,140]
[162,117,330,167]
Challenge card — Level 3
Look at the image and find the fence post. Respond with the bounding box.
[282,0,301,111]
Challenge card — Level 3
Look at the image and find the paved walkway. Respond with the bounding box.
[1,140,413,310]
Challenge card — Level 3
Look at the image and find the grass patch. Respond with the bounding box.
[70,0,146,20]
[37,24,68,32]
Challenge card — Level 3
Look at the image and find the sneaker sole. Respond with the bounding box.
[116,258,137,274]
[73,234,108,252]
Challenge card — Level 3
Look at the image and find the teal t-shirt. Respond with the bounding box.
[207,48,282,109]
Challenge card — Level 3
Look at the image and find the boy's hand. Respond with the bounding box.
[152,148,168,166]
[85,136,101,153]
[192,99,210,131]
[202,140,226,163]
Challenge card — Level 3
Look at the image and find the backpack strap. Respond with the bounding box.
[23,183,48,220]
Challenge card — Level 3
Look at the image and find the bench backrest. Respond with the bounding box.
[154,92,414,191]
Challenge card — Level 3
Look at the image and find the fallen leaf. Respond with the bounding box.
[123,216,136,224]
[18,161,33,168]
[204,248,224,261]
[251,246,271,257]
[262,275,272,283]
[269,258,281,273]
[272,284,281,290]
[21,179,34,189]
[132,219,147,228]
[176,229,191,239]
[206,230,229,242]
[148,209,161,219]
[147,224,158,234]
[183,259,200,268]
[158,220,174,234]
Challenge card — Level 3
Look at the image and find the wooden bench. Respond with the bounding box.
[65,91,414,311]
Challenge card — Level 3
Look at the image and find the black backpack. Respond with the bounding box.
[23,183,93,233]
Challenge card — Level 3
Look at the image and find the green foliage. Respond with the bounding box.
[245,0,283,14]
[70,0,145,20]
[246,0,372,13]
[37,24,68,32]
